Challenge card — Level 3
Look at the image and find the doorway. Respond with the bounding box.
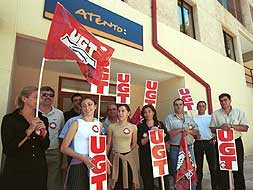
[58,76,116,120]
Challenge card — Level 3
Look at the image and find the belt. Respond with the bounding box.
[170,144,192,147]
[195,139,213,142]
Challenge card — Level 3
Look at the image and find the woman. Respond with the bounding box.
[107,104,140,190]
[61,97,102,190]
[1,86,50,190]
[137,104,170,190]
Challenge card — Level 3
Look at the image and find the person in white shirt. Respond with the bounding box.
[193,101,218,190]
[61,97,103,190]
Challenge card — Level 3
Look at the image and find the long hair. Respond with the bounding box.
[16,86,38,109]
[141,104,159,126]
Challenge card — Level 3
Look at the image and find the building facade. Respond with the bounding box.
[1,0,253,174]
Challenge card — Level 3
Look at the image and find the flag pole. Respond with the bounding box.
[97,94,101,122]
[36,58,46,117]
[229,170,233,190]
[189,176,192,190]
[160,176,165,190]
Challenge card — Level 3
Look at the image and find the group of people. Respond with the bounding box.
[1,85,249,190]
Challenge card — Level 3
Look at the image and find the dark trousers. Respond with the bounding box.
[140,151,171,190]
[194,140,218,190]
[67,163,89,190]
[216,137,245,190]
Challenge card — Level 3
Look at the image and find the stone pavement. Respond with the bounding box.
[201,154,253,190]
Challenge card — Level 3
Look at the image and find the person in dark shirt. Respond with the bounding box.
[1,86,50,190]
[63,93,82,122]
[137,104,170,190]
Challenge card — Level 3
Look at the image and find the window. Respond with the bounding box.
[217,0,243,24]
[223,31,236,61]
[250,5,253,26]
[178,0,195,39]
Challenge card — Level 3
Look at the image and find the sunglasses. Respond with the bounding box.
[42,93,54,98]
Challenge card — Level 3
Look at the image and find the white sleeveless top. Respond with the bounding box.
[73,118,100,155]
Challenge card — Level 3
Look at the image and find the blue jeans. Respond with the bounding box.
[170,145,197,190]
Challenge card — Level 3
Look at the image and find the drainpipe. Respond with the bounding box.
[151,0,213,114]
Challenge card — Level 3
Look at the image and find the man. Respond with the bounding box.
[63,93,82,122]
[40,86,65,190]
[102,103,118,135]
[193,101,217,190]
[164,98,199,189]
[210,93,248,190]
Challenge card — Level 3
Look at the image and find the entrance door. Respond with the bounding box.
[58,76,116,120]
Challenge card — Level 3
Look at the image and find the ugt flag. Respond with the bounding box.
[129,106,141,125]
[44,3,114,85]
[175,131,198,190]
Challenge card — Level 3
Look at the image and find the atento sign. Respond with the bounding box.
[44,0,143,51]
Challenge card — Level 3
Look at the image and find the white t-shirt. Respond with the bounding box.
[193,114,213,140]
[73,118,100,155]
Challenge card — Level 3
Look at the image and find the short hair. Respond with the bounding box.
[40,86,55,94]
[173,98,184,106]
[141,104,158,122]
[107,103,117,111]
[197,101,206,108]
[71,93,82,102]
[117,104,131,121]
[219,93,231,100]
[16,86,38,109]
[107,103,117,108]
[81,96,97,105]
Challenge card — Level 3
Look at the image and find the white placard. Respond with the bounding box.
[143,80,158,108]
[116,73,131,104]
[217,129,238,171]
[149,129,169,178]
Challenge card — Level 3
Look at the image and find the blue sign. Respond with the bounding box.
[44,0,143,51]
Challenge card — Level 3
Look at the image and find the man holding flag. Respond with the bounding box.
[164,98,199,190]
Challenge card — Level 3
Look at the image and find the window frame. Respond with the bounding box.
[178,0,196,39]
[217,0,243,25]
[223,30,236,61]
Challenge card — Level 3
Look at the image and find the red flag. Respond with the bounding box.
[129,106,141,125]
[44,3,114,85]
[175,132,198,190]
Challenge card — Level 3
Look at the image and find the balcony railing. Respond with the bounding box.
[244,65,253,87]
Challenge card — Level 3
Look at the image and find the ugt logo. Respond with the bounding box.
[60,29,98,69]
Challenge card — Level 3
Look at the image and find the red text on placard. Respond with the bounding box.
[178,88,194,111]
[116,73,130,104]
[89,136,107,190]
[144,80,158,107]
[149,130,169,177]
[217,129,238,171]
